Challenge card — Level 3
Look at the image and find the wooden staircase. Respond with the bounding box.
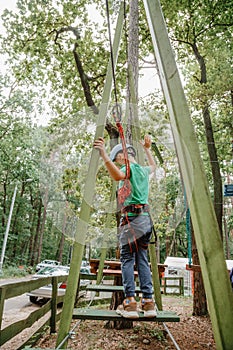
[72,283,180,323]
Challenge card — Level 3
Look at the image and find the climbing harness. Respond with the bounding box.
[121,203,149,215]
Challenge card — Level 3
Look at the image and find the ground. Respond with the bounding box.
[36,296,216,350]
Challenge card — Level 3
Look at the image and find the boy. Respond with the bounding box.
[93,135,156,318]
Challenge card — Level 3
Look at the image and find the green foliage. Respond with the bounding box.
[0,265,34,278]
[1,0,119,123]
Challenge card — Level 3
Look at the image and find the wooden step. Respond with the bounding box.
[73,308,180,322]
[99,269,137,276]
[86,284,141,292]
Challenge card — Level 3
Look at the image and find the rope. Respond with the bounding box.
[163,322,182,350]
[112,105,131,205]
[105,0,131,204]
[105,0,118,106]
[106,0,131,206]
[112,105,130,179]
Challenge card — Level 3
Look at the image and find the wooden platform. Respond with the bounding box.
[73,308,180,322]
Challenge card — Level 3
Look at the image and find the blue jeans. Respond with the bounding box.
[119,215,153,299]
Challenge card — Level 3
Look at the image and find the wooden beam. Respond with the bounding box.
[149,238,163,310]
[143,1,233,349]
[56,3,126,348]
[186,264,201,272]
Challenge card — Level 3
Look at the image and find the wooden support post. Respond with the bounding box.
[149,242,162,310]
[0,286,6,330]
[143,1,233,349]
[56,3,125,348]
[50,276,58,334]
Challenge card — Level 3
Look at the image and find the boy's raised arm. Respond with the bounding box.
[93,137,125,181]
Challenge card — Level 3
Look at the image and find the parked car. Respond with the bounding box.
[36,259,61,272]
[28,266,69,304]
[28,265,91,305]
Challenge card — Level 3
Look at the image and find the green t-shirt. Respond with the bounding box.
[119,163,151,207]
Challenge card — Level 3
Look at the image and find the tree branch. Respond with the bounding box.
[73,43,99,115]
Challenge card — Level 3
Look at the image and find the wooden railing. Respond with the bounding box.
[161,277,184,295]
[0,273,97,348]
[0,274,68,348]
[0,273,184,348]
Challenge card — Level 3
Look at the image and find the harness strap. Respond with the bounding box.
[120,206,151,251]
[123,212,138,253]
[121,204,149,215]
[116,122,130,179]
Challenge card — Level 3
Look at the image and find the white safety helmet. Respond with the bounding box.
[110,143,136,161]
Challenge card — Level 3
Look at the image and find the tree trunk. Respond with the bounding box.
[192,42,223,238]
[27,210,37,265]
[105,276,133,329]
[31,197,42,266]
[11,183,26,258]
[202,104,223,237]
[190,42,222,315]
[192,222,208,316]
[56,210,66,263]
[2,182,7,228]
[126,0,139,145]
[37,196,48,264]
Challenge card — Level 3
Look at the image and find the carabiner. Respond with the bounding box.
[112,104,122,123]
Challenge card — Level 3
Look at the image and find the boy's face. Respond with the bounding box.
[115,151,125,165]
[115,151,135,165]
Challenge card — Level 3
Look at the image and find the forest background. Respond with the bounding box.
[0,0,232,273]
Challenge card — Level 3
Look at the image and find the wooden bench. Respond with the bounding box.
[90,259,121,273]
[162,277,184,296]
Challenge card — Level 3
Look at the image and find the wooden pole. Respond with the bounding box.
[143,1,233,349]
[149,242,162,310]
[50,276,58,334]
[56,3,125,348]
